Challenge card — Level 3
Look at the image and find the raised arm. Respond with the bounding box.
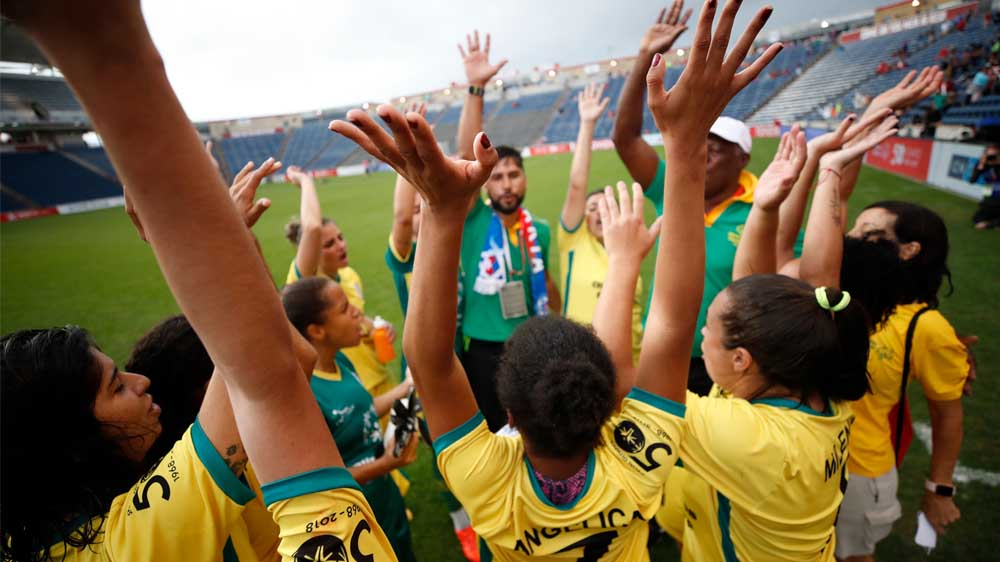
[639,0,781,403]
[561,83,609,229]
[612,0,691,190]
[7,2,346,485]
[839,66,942,192]
[799,115,899,289]
[390,104,427,259]
[775,110,894,273]
[287,166,324,278]
[455,31,507,160]
[733,126,806,280]
[330,105,498,439]
[592,182,661,402]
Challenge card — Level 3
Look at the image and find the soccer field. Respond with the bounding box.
[2,140,998,561]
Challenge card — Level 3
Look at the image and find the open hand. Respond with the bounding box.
[598,181,662,265]
[755,125,807,211]
[329,106,498,214]
[646,0,781,146]
[868,66,943,116]
[578,82,610,125]
[640,0,693,55]
[819,114,899,172]
[458,30,508,87]
[229,158,280,228]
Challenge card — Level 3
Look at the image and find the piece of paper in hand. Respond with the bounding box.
[915,511,937,552]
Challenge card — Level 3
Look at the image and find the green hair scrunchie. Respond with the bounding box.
[815,287,851,312]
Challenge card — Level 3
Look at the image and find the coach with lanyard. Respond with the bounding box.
[454,30,560,431]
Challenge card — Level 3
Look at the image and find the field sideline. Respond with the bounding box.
[2,140,998,561]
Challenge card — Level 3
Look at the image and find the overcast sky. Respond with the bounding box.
[142,0,889,122]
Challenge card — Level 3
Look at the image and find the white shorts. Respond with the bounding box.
[834,468,903,558]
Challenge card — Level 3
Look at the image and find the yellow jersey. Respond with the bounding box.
[286,260,392,396]
[849,302,967,477]
[45,420,258,562]
[557,220,644,359]
[262,466,398,562]
[678,388,854,562]
[434,388,684,561]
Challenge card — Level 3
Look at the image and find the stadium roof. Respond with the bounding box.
[1,19,50,66]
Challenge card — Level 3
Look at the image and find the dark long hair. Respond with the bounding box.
[126,315,214,468]
[2,327,143,562]
[840,235,905,330]
[866,200,952,307]
[721,275,871,403]
[282,276,334,338]
[496,316,616,459]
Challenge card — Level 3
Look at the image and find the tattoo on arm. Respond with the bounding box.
[223,443,248,476]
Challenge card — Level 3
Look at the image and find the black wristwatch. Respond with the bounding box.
[468,85,485,97]
[925,480,956,497]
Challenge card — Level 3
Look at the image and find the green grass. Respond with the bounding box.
[2,141,998,561]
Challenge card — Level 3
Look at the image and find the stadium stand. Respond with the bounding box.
[751,25,938,124]
[812,18,998,126]
[217,132,286,178]
[486,90,563,148]
[0,74,86,124]
[0,151,120,208]
[60,146,118,180]
[282,119,337,168]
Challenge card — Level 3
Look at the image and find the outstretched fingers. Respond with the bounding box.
[708,0,743,69]
[646,50,669,108]
[330,109,402,169]
[724,5,775,77]
[689,0,719,64]
[616,180,632,220]
[404,111,447,169]
[732,42,782,92]
[631,181,645,217]
[844,107,893,143]
[378,105,422,171]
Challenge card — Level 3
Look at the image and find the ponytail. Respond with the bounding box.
[722,276,871,404]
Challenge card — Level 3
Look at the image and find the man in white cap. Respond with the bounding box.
[612,3,795,395]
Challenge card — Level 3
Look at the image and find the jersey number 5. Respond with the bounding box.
[132,475,171,511]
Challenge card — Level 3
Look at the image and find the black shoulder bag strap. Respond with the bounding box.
[894,306,932,455]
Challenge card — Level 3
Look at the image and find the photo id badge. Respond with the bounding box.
[499,280,529,319]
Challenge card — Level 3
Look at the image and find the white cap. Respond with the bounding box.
[709,116,752,155]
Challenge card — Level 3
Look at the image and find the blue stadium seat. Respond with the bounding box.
[0,151,121,207]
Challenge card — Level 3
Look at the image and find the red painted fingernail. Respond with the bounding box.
[708,0,716,8]
[381,113,392,124]
[481,133,492,149]
[408,119,418,130]
[652,53,662,67]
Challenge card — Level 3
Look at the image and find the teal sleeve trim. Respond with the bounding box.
[627,387,686,418]
[560,218,583,234]
[293,261,302,280]
[191,419,256,506]
[433,412,486,456]
[717,492,741,561]
[261,466,360,506]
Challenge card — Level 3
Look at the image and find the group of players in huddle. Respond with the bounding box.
[1,1,973,561]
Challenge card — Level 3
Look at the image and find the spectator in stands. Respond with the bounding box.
[968,66,991,103]
[877,61,891,75]
[284,166,399,403]
[968,144,1000,229]
[613,1,804,396]
[453,30,560,431]
[558,82,657,362]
